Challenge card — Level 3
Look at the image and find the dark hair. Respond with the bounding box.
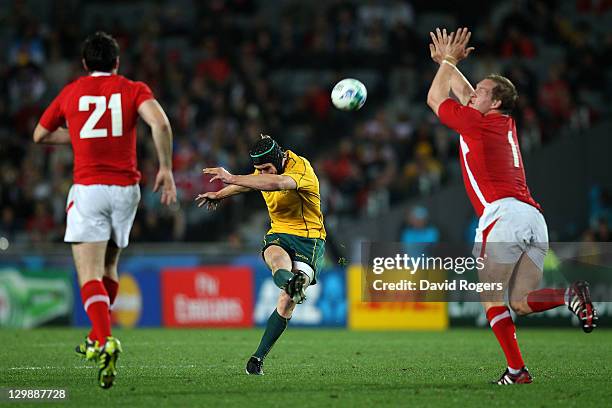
[81,31,119,72]
[485,74,518,114]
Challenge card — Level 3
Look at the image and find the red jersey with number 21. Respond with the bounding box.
[438,98,541,217]
[39,73,154,186]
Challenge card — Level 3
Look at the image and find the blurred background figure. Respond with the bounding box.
[400,205,439,256]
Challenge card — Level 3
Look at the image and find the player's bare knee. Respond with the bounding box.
[267,255,288,273]
[264,246,292,273]
[270,259,287,274]
[509,300,530,316]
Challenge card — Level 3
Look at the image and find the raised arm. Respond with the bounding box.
[428,28,475,109]
[195,169,296,211]
[427,57,458,115]
[138,99,177,206]
[215,184,252,199]
[231,174,296,191]
[196,183,252,210]
[203,167,297,191]
[449,66,474,105]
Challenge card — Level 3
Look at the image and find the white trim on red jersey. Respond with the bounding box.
[459,135,489,209]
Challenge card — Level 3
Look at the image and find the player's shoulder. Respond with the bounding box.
[111,74,151,90]
[438,98,485,134]
[440,98,482,118]
[286,151,312,173]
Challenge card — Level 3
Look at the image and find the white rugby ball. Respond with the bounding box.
[331,78,367,111]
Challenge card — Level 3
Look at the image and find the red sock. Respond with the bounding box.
[81,280,111,345]
[103,276,119,305]
[88,277,119,341]
[526,288,566,312]
[486,306,524,370]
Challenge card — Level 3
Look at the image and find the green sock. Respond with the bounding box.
[253,310,289,359]
[272,269,293,289]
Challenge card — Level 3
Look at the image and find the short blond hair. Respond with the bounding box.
[485,74,518,114]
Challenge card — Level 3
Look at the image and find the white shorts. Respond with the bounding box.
[472,197,549,270]
[64,184,140,248]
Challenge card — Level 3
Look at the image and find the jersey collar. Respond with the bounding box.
[90,71,112,77]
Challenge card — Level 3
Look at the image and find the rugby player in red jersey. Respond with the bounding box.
[33,32,177,388]
[426,27,597,384]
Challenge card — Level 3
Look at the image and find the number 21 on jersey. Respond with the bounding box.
[79,93,122,138]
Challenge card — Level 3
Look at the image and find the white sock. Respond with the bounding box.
[508,366,521,375]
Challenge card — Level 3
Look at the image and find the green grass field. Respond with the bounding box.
[0,328,609,407]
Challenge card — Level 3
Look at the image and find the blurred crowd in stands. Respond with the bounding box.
[583,185,611,243]
[0,0,611,245]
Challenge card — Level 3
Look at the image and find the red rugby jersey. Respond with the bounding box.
[438,98,541,216]
[40,73,154,185]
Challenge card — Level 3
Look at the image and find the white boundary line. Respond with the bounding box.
[5,364,200,371]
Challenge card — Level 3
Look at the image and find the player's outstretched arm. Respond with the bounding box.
[138,99,177,206]
[427,27,473,115]
[203,167,297,192]
[449,67,474,106]
[195,184,251,211]
[33,124,71,144]
[429,28,475,105]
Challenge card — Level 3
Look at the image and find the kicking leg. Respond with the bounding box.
[288,261,313,304]
[512,253,598,332]
[509,252,552,315]
[264,245,294,291]
[263,244,308,303]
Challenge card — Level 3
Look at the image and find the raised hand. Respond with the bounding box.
[429,27,475,64]
[429,33,444,64]
[448,27,475,62]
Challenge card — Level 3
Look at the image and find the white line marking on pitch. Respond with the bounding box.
[5,364,199,371]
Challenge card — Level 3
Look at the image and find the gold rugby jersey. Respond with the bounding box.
[260,150,326,240]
